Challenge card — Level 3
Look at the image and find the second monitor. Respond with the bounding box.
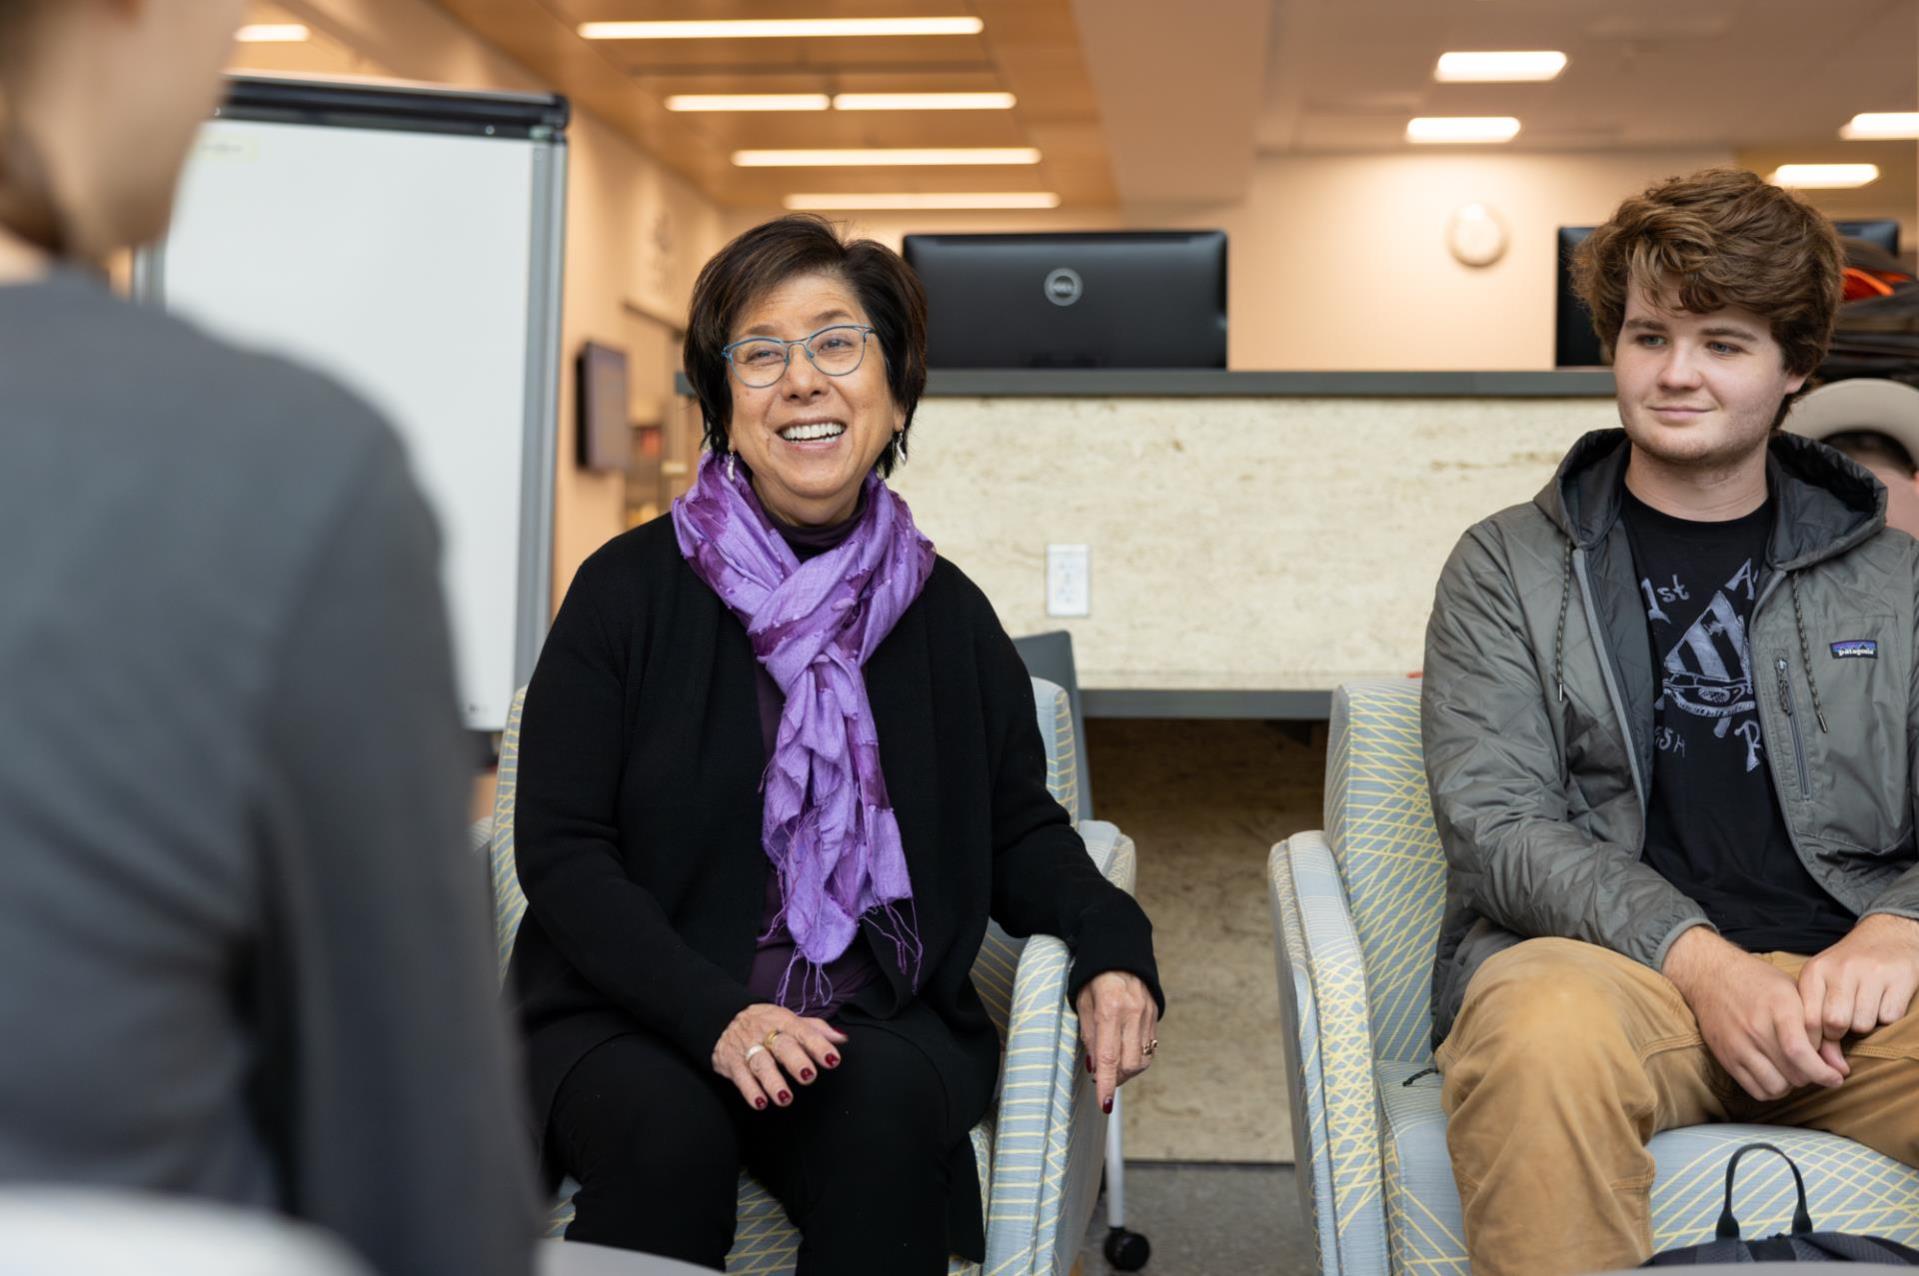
[902,230,1228,370]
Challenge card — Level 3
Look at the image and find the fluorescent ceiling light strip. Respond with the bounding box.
[1406,116,1521,143]
[236,23,310,43]
[579,18,983,40]
[1769,163,1881,189]
[783,192,1060,210]
[832,92,1016,111]
[666,94,830,112]
[1434,51,1567,82]
[733,147,1041,167]
[1841,112,1919,140]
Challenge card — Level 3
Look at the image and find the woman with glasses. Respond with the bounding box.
[510,215,1164,1273]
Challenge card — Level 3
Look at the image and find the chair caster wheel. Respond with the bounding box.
[1104,1225,1150,1271]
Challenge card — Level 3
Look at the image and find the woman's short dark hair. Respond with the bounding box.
[683,215,928,476]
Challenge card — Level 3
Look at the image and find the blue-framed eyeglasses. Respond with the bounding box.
[722,324,876,388]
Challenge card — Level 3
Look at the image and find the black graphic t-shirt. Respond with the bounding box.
[1621,489,1855,955]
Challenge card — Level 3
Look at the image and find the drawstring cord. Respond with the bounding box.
[1553,539,1573,704]
[1787,573,1830,734]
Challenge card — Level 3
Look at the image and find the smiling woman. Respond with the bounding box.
[681,215,928,525]
[509,214,1165,1271]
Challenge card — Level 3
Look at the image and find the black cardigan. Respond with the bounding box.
[508,516,1162,1217]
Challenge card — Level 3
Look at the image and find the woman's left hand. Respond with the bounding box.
[1075,970,1159,1114]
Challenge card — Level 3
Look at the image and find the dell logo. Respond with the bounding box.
[1043,267,1083,306]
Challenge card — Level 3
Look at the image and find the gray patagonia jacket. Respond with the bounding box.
[1424,428,1919,1045]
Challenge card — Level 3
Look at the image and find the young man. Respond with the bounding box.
[1424,167,1919,1275]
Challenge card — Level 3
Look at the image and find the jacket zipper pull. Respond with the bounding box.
[1775,657,1794,716]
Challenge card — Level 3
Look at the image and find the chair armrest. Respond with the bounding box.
[1273,830,1389,1276]
[1078,819,1135,893]
[982,821,1135,1275]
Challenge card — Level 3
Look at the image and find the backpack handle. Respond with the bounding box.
[1716,1142,1814,1240]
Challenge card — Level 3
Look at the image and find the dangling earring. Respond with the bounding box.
[726,450,737,482]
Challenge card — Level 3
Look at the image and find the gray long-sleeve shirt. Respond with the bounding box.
[0,268,536,1273]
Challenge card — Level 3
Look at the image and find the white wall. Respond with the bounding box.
[262,0,725,608]
[737,148,1779,371]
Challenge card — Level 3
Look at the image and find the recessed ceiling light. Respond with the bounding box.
[1434,51,1567,82]
[235,23,310,43]
[831,92,1017,111]
[1840,112,1919,140]
[665,94,831,112]
[783,192,1060,210]
[578,18,983,40]
[1769,163,1881,189]
[732,147,1042,167]
[1406,116,1522,144]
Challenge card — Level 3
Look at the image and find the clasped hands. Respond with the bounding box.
[710,970,1159,1114]
[1665,915,1919,1102]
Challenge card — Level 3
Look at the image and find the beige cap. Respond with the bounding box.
[1785,377,1919,462]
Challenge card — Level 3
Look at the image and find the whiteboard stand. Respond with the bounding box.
[135,75,569,734]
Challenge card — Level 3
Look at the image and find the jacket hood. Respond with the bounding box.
[1534,428,1888,570]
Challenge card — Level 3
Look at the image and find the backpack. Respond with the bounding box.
[1646,1143,1919,1265]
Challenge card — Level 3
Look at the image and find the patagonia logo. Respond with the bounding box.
[1830,640,1879,660]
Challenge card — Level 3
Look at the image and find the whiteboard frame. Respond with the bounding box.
[135,75,568,734]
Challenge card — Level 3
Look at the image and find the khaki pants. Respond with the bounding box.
[1435,937,1919,1276]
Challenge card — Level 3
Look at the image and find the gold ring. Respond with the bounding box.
[763,1029,783,1053]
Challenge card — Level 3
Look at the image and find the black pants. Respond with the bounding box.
[548,1024,953,1274]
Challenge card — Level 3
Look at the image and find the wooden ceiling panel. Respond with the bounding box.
[588,39,994,75]
[550,0,983,19]
[664,113,1032,149]
[431,0,1115,210]
[644,69,1005,94]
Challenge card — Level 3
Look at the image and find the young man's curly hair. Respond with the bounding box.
[1574,168,1844,382]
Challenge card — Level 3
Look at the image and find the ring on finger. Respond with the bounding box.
[1144,1038,1159,1056]
[763,1029,784,1053]
[744,1043,767,1063]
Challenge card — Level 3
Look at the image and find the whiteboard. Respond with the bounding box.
[141,78,566,732]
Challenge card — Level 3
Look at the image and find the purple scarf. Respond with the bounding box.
[672,452,936,1006]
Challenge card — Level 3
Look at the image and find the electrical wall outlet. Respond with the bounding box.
[1046,544,1091,617]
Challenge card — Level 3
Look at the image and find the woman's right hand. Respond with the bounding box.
[713,1003,849,1111]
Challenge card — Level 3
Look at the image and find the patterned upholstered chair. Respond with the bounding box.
[483,677,1130,1275]
[1269,678,1919,1276]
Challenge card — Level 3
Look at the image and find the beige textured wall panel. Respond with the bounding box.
[888,395,1622,689]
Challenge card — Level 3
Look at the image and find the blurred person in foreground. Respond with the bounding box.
[0,3,535,1273]
[1787,377,1919,538]
[509,215,1163,1273]
[1424,168,1919,1275]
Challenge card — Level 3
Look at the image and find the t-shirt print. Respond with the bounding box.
[1621,487,1856,954]
[1646,557,1764,772]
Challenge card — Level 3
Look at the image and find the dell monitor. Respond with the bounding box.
[902,230,1227,369]
[1835,219,1900,256]
[1555,227,1605,368]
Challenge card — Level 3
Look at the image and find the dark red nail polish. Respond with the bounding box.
[825,1054,840,1068]
[755,1097,767,1110]
[1102,1099,1113,1115]
[1086,1058,1095,1074]
[800,1068,814,1082]
[778,1090,791,1105]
